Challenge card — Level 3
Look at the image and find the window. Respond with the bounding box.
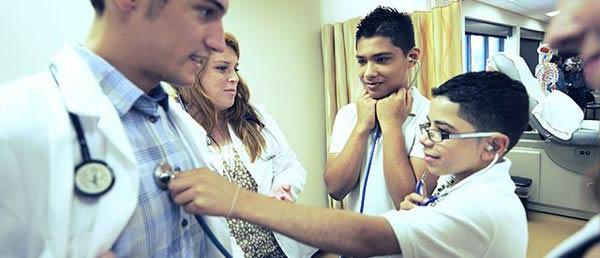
[465,34,505,72]
[520,28,545,74]
[464,19,512,72]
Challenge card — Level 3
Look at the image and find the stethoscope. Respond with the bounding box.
[357,113,416,213]
[342,60,424,258]
[358,123,381,213]
[50,64,232,258]
[415,153,500,207]
[414,171,441,206]
[342,63,421,258]
[357,60,420,212]
[50,64,116,197]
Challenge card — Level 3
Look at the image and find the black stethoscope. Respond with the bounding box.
[50,64,115,197]
[50,64,232,257]
[49,64,183,196]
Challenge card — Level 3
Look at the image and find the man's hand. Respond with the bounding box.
[169,168,238,217]
[399,193,425,211]
[355,92,378,133]
[270,184,295,202]
[376,88,413,132]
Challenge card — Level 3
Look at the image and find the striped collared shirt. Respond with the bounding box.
[75,46,205,257]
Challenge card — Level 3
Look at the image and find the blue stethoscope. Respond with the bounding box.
[414,171,439,206]
[358,123,381,213]
[358,116,416,213]
[414,153,500,207]
[50,64,232,258]
[341,125,382,258]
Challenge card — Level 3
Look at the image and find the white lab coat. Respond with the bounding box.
[201,106,318,258]
[0,46,230,258]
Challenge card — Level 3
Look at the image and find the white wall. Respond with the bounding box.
[322,0,430,24]
[224,0,327,207]
[0,0,93,83]
[463,0,547,55]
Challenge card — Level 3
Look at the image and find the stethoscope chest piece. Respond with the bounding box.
[74,160,115,197]
[154,161,176,190]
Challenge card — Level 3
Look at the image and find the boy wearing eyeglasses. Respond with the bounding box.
[170,71,531,257]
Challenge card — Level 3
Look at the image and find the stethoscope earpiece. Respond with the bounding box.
[408,58,420,87]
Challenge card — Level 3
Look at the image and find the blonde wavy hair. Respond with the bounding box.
[178,32,266,162]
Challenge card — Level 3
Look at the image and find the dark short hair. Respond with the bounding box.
[432,71,529,151]
[90,0,104,14]
[355,6,416,55]
[90,0,167,16]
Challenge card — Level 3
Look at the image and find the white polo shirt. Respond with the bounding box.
[329,88,429,215]
[381,159,528,258]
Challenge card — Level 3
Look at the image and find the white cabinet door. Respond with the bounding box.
[507,148,542,202]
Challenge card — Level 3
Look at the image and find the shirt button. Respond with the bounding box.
[181,219,188,227]
[149,115,159,123]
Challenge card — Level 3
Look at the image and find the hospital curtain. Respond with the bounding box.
[321,17,360,210]
[411,0,464,99]
[321,0,463,210]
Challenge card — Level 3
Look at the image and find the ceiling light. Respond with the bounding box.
[545,10,561,17]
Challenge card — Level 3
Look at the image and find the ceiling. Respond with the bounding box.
[475,0,558,22]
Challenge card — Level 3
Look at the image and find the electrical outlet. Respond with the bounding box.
[575,148,594,158]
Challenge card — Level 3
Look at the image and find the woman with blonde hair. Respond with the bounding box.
[177,32,316,258]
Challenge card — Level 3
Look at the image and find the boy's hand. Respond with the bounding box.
[355,91,377,133]
[376,88,413,132]
[400,192,425,210]
[270,184,295,202]
[169,168,238,216]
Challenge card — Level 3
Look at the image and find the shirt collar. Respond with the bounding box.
[148,85,170,111]
[74,46,168,116]
[443,158,512,194]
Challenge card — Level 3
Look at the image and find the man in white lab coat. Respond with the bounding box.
[0,0,229,257]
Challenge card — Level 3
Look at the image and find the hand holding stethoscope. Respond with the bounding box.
[400,171,437,210]
[400,154,500,210]
[355,91,378,133]
[375,87,414,132]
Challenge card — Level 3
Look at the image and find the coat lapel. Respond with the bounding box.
[50,46,139,256]
[165,92,212,169]
[165,90,233,255]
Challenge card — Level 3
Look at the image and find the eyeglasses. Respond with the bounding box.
[419,123,496,143]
